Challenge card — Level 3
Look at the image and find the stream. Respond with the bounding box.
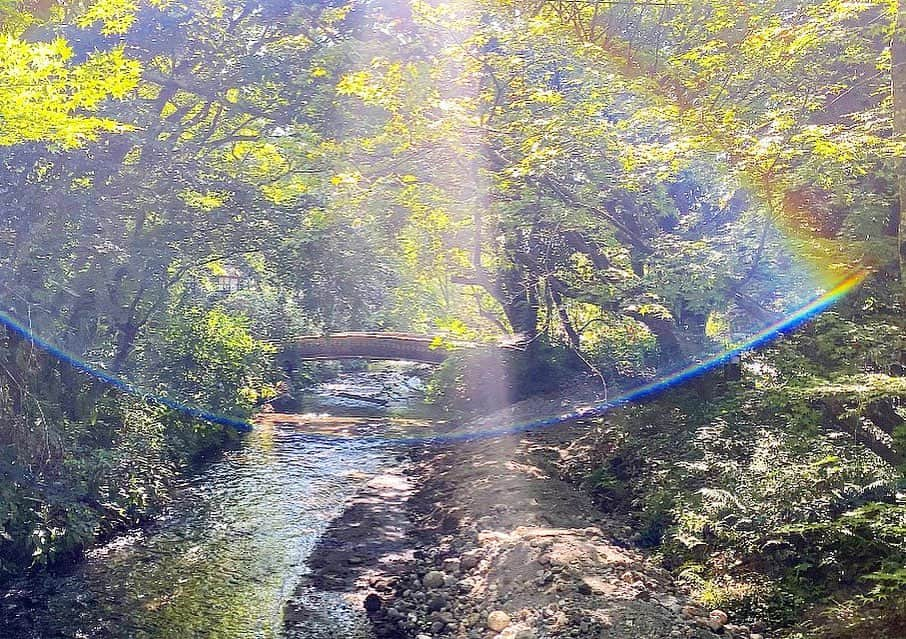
[0,365,431,639]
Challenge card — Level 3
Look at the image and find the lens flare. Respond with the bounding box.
[0,270,866,440]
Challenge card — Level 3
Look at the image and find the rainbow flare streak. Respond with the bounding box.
[431,270,868,442]
[0,310,254,432]
[0,271,867,440]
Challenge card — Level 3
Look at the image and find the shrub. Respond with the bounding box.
[426,338,579,414]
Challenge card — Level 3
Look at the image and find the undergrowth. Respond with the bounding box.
[576,295,906,637]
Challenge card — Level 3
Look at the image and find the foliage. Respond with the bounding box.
[151,307,275,416]
[0,326,235,580]
[426,340,579,415]
[0,7,903,637]
[573,296,905,634]
[0,0,143,146]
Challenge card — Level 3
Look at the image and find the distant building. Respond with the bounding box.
[216,265,248,294]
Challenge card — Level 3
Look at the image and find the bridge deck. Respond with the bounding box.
[281,332,458,364]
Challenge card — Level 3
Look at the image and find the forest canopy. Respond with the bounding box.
[0,0,900,403]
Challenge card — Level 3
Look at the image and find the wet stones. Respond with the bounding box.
[363,593,382,613]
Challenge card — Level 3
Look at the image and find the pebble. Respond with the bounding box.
[487,610,511,632]
[460,551,481,570]
[423,570,446,589]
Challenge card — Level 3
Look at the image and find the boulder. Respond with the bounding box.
[363,593,381,613]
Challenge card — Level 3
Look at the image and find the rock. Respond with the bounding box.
[363,593,381,613]
[514,628,536,639]
[707,609,728,632]
[460,552,482,571]
[443,557,461,573]
[750,635,763,639]
[620,571,636,583]
[433,611,454,624]
[707,618,725,632]
[681,605,705,619]
[423,570,446,589]
[710,610,729,626]
[427,594,447,612]
[430,620,445,633]
[487,610,511,632]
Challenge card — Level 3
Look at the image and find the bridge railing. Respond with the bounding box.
[277,332,469,364]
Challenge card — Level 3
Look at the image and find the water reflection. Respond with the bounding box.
[1,370,423,639]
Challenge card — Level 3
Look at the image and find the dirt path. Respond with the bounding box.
[364,422,764,639]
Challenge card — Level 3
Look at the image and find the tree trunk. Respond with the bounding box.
[497,265,539,341]
[894,2,906,286]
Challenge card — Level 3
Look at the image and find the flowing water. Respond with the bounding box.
[0,366,430,639]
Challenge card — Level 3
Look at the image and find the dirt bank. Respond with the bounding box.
[293,383,769,639]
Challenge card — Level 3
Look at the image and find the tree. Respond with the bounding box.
[0,0,143,146]
[894,1,906,286]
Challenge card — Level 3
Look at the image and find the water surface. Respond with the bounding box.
[1,368,427,639]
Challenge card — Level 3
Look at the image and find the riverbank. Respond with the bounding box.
[301,382,764,639]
